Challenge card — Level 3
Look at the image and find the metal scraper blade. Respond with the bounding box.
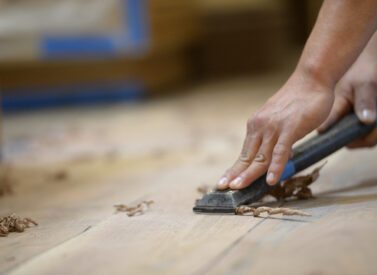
[193,175,271,214]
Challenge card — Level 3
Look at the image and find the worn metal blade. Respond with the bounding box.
[193,175,271,214]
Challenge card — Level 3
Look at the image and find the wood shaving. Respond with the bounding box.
[235,205,311,217]
[0,178,12,197]
[266,162,327,201]
[0,214,38,237]
[53,170,68,181]
[197,185,210,195]
[0,167,13,197]
[114,200,154,217]
[194,164,325,217]
[195,185,211,204]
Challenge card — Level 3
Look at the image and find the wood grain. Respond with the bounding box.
[1,74,376,274]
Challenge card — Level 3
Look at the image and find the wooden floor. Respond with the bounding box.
[1,74,377,275]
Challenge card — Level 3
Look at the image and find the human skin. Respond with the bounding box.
[318,31,377,148]
[217,0,377,190]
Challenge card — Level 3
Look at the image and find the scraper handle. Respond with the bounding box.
[193,113,376,213]
[280,112,377,181]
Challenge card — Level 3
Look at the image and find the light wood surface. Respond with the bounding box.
[1,74,376,275]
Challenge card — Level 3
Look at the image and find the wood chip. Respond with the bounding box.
[235,205,311,217]
[53,170,68,181]
[114,200,154,217]
[266,162,327,201]
[197,185,210,195]
[0,214,38,237]
[0,166,13,197]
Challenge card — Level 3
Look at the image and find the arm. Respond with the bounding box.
[297,0,377,88]
[318,30,377,148]
[217,0,377,190]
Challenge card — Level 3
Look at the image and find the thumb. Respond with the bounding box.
[354,84,377,124]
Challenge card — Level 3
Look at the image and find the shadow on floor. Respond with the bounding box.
[285,178,377,210]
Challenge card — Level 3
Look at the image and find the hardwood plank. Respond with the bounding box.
[1,76,277,272]
[2,74,376,274]
[207,149,377,275]
[8,148,377,275]
[6,165,265,275]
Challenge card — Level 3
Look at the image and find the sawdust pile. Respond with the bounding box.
[266,162,326,201]
[114,200,154,217]
[235,206,311,217]
[0,214,38,237]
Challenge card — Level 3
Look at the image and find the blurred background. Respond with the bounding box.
[0,0,325,166]
[3,2,377,274]
[0,0,322,111]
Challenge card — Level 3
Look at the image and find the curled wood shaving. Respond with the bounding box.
[267,162,327,201]
[114,200,154,217]
[0,214,38,237]
[235,206,311,217]
[197,185,210,195]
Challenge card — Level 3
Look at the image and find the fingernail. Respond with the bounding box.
[266,172,275,185]
[217,177,228,188]
[230,177,242,188]
[361,109,375,123]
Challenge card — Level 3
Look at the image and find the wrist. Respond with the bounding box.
[293,62,336,91]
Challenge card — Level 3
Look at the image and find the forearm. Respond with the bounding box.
[358,30,377,63]
[296,0,377,88]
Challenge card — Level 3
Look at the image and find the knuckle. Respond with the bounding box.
[254,153,269,164]
[253,114,266,129]
[238,155,251,163]
[239,148,252,163]
[246,118,254,130]
[246,114,265,134]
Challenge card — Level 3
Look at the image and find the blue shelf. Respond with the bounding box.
[41,0,149,58]
[2,81,145,112]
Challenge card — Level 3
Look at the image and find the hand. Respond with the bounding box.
[217,72,334,190]
[318,52,377,149]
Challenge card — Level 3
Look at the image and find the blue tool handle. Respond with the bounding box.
[280,112,376,181]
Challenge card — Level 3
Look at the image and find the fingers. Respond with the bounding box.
[317,87,352,132]
[347,128,377,149]
[266,134,293,185]
[216,134,262,190]
[228,131,277,189]
[354,83,377,124]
